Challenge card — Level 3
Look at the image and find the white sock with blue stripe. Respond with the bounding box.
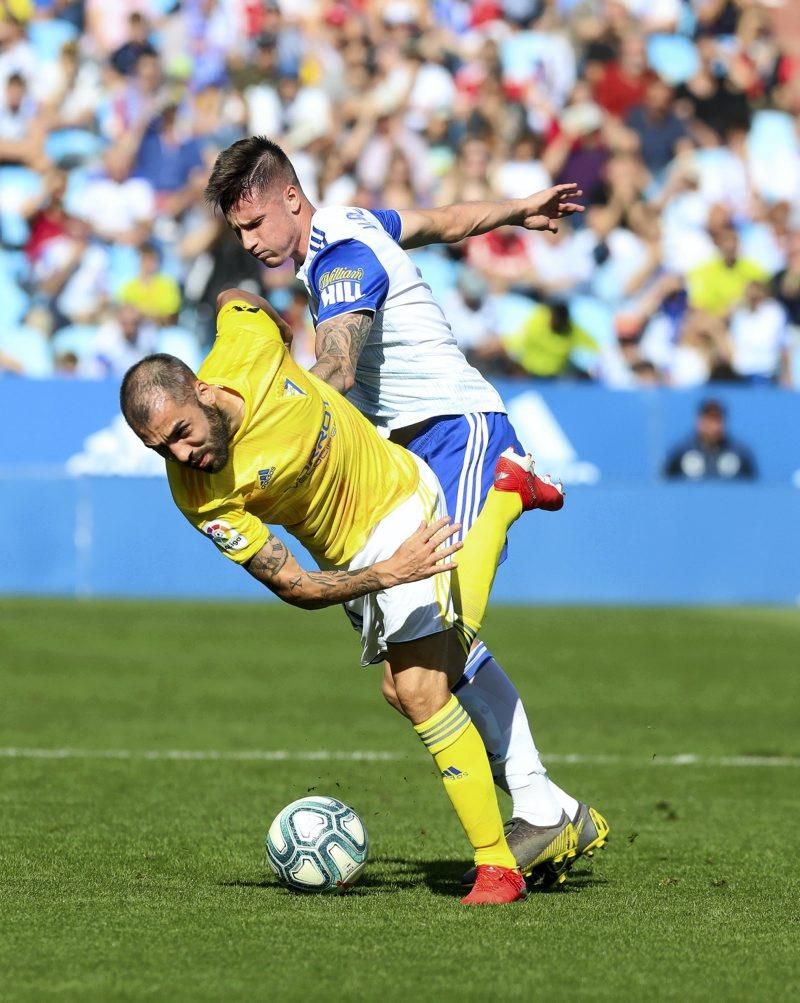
[455,647,564,827]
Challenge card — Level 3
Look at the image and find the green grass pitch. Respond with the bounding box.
[1,599,798,1001]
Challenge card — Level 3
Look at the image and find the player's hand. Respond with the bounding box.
[380,517,462,588]
[519,183,585,233]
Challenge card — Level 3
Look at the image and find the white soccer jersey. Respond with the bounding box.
[295,205,505,431]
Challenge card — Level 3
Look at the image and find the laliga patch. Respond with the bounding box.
[201,519,249,553]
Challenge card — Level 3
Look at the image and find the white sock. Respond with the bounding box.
[455,645,563,827]
[547,780,580,821]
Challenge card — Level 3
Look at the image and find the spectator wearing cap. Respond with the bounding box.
[664,400,756,480]
[687,225,767,318]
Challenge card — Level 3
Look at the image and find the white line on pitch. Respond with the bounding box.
[0,748,797,767]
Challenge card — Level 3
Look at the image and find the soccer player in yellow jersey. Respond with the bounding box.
[120,288,551,904]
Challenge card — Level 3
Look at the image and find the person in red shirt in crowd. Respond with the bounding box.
[590,34,655,120]
[21,168,88,266]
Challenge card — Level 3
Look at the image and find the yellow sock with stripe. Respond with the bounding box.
[414,695,516,868]
[451,487,522,651]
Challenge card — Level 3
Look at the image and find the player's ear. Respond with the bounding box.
[284,183,301,214]
[195,380,214,405]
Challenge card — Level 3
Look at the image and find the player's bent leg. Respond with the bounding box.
[386,630,525,904]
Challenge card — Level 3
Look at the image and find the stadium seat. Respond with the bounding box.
[50,324,100,366]
[0,325,53,377]
[155,326,203,370]
[568,296,615,348]
[108,245,142,296]
[0,166,43,215]
[45,129,105,168]
[646,34,699,85]
[28,18,79,61]
[0,275,30,326]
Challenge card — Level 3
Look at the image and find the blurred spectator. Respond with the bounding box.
[626,78,687,176]
[664,399,756,480]
[441,268,500,357]
[0,0,797,392]
[687,226,767,317]
[90,302,157,378]
[502,301,598,379]
[36,41,102,131]
[74,147,155,245]
[729,281,790,385]
[118,243,181,323]
[110,13,156,77]
[0,71,47,168]
[590,34,653,119]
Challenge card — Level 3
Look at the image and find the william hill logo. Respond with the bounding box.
[319,267,364,308]
[318,267,364,289]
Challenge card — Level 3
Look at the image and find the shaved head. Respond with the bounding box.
[120,354,197,431]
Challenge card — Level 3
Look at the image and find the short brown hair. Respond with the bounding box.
[204,136,299,216]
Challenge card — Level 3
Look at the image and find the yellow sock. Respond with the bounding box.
[451,488,522,651]
[414,695,516,868]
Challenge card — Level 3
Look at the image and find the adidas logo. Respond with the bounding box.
[258,467,275,489]
[441,765,468,779]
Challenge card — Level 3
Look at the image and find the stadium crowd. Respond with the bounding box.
[0,0,799,388]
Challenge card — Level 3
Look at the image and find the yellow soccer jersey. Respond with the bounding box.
[167,299,420,567]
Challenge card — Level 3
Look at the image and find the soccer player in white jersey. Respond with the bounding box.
[205,137,609,885]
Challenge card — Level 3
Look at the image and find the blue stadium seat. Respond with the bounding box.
[156,326,203,370]
[51,324,100,366]
[28,18,79,61]
[0,326,53,377]
[0,275,30,326]
[569,295,615,347]
[647,34,699,85]
[0,166,43,205]
[45,129,105,166]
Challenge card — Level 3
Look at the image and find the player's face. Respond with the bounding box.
[140,391,232,473]
[227,185,302,267]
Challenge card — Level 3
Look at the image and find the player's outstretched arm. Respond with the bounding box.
[216,287,295,348]
[397,184,585,249]
[309,310,373,395]
[244,519,461,610]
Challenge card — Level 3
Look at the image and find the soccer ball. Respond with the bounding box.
[266,796,369,892]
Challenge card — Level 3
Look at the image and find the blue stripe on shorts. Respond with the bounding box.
[405,412,525,562]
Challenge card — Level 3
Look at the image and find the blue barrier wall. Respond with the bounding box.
[2,378,798,603]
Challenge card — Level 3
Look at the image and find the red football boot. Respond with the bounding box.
[493,447,565,512]
[460,865,527,906]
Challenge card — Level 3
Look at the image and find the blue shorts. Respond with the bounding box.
[406,412,523,689]
[405,412,524,561]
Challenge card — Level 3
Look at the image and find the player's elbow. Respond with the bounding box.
[216,288,248,313]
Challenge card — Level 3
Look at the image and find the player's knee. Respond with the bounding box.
[392,670,449,725]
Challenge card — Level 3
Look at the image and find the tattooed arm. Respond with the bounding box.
[244,518,461,610]
[308,310,373,395]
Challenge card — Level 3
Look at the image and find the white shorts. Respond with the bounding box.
[343,455,455,666]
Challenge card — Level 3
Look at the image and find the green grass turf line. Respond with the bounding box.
[0,600,798,1001]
